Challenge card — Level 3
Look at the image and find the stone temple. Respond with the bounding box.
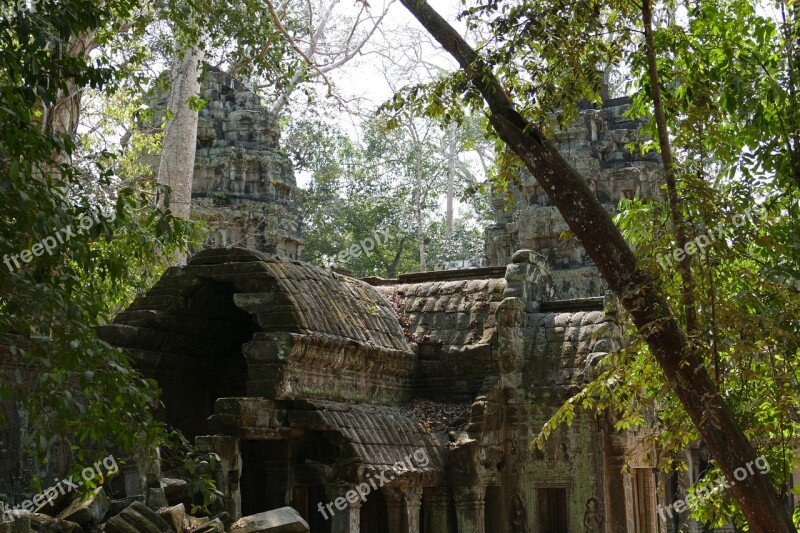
[94,95,671,532]
[3,77,720,533]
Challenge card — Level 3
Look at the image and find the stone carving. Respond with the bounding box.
[583,497,604,532]
[510,493,527,533]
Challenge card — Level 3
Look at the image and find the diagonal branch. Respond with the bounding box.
[264,0,338,105]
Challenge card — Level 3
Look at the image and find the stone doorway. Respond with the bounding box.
[359,488,389,533]
[484,485,504,533]
[240,440,290,517]
[536,487,568,533]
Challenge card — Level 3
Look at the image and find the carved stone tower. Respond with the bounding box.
[484,98,664,298]
[190,67,304,258]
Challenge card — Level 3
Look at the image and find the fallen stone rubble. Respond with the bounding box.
[0,487,309,533]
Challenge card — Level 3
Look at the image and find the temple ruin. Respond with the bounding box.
[2,73,708,532]
[90,95,670,531]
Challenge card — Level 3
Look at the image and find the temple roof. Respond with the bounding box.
[107,247,412,357]
[295,399,443,481]
[374,278,506,350]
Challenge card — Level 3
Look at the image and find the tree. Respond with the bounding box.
[290,113,491,276]
[259,0,394,114]
[397,0,796,529]
[641,0,698,336]
[0,0,192,477]
[157,47,203,266]
[292,116,436,276]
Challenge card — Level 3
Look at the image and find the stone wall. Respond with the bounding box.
[85,247,653,532]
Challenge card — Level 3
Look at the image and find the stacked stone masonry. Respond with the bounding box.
[485,98,665,299]
[144,66,303,259]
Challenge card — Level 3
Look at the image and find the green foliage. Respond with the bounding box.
[289,113,491,277]
[290,116,421,277]
[161,432,221,516]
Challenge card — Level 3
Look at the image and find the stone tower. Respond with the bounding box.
[190,67,304,258]
[485,97,664,298]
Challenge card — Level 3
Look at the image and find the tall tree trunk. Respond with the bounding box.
[642,0,697,334]
[445,123,457,246]
[398,0,795,529]
[43,32,97,139]
[157,47,203,265]
[414,148,426,271]
[37,31,97,179]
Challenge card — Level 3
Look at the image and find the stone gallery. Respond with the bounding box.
[2,70,697,533]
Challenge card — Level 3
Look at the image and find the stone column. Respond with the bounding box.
[326,484,362,533]
[135,446,167,510]
[195,436,242,519]
[403,487,423,533]
[423,487,450,532]
[454,486,486,533]
[639,469,659,533]
[604,447,630,532]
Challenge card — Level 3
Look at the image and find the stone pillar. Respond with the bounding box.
[454,486,486,533]
[640,469,659,533]
[326,484,362,533]
[195,436,242,519]
[403,487,422,533]
[604,447,630,533]
[121,463,142,498]
[423,487,450,532]
[384,488,405,533]
[135,446,167,510]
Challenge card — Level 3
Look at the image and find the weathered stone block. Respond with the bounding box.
[104,501,171,533]
[0,513,82,533]
[56,487,110,526]
[156,504,185,533]
[229,507,309,533]
[160,478,188,504]
[194,518,226,532]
